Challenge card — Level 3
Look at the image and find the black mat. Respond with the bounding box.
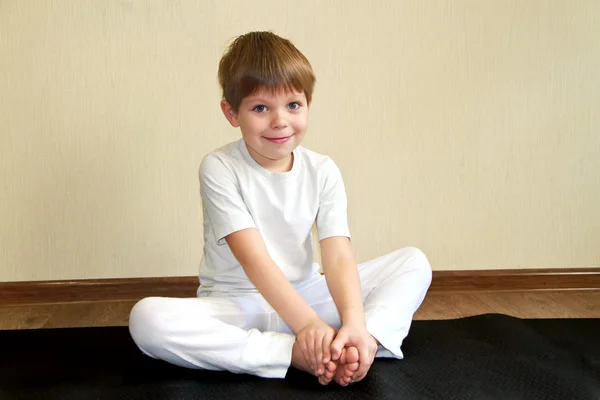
[0,314,598,400]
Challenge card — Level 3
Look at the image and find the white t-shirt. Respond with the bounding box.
[197,139,351,293]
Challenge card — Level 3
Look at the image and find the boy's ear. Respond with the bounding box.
[220,100,240,128]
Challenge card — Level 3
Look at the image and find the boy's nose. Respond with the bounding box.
[270,111,288,129]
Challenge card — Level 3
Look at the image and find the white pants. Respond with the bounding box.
[128,247,432,379]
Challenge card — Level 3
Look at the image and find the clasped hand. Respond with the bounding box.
[295,318,337,376]
[296,318,378,384]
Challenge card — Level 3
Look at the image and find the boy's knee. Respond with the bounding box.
[404,246,433,285]
[129,297,169,353]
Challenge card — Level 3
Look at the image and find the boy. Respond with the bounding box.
[129,31,432,386]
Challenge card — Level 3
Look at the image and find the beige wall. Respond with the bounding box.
[1,1,599,282]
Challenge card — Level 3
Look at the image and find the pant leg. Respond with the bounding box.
[359,247,432,358]
[128,294,296,378]
[289,246,432,359]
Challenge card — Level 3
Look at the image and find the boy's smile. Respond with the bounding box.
[221,89,309,173]
[264,135,293,144]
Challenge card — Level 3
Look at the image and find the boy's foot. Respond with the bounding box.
[318,361,338,386]
[291,341,337,385]
[334,346,359,386]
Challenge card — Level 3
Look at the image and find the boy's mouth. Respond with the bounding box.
[264,135,293,144]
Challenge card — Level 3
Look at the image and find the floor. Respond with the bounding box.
[1,290,598,330]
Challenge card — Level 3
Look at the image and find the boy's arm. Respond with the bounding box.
[225,227,319,333]
[320,236,378,381]
[227,228,338,375]
[320,236,364,326]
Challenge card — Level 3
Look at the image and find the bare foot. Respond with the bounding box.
[291,341,337,385]
[318,360,338,386]
[334,347,359,386]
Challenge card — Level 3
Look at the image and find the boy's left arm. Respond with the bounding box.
[320,236,378,382]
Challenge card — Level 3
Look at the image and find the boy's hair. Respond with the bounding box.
[218,31,316,113]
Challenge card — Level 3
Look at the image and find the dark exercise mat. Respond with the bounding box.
[0,314,598,400]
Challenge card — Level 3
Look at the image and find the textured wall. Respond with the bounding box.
[1,1,599,281]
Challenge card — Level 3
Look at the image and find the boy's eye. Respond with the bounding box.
[288,102,301,110]
[253,105,267,113]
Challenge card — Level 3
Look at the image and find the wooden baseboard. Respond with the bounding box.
[1,268,599,307]
[431,268,600,293]
[0,277,199,306]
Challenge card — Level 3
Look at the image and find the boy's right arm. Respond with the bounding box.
[225,227,336,372]
[226,227,317,332]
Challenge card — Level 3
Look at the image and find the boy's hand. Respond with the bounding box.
[331,324,378,383]
[296,318,337,376]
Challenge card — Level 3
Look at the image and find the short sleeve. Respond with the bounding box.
[316,159,351,241]
[199,155,256,245]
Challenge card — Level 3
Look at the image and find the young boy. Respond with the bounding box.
[129,31,432,386]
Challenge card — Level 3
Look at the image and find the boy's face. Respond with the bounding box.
[221,88,309,172]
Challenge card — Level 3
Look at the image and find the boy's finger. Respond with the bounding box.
[322,331,333,364]
[314,335,323,375]
[330,330,347,361]
[355,364,371,382]
[353,344,370,379]
[299,338,312,372]
[307,334,317,372]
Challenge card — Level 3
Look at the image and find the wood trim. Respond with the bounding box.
[1,268,599,306]
[0,277,199,306]
[430,268,600,293]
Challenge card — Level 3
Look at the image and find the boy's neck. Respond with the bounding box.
[246,144,294,173]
